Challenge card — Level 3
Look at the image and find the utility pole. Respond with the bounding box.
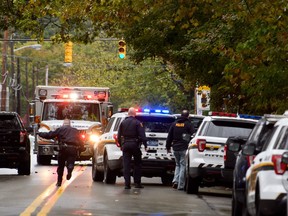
[16,58,21,115]
[1,30,8,111]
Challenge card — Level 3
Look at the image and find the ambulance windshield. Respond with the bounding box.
[42,102,100,122]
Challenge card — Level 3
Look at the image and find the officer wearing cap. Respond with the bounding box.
[118,107,147,189]
[38,119,84,186]
[166,109,195,190]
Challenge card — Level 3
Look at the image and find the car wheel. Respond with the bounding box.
[232,192,243,216]
[37,155,51,165]
[104,154,116,184]
[185,159,199,194]
[255,186,264,216]
[92,156,104,182]
[161,174,173,186]
[18,152,31,175]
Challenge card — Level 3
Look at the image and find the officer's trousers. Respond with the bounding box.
[57,147,78,182]
[122,141,142,186]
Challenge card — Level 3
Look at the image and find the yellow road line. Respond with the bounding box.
[20,165,87,216]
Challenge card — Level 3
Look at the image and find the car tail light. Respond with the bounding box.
[246,155,255,167]
[113,134,121,148]
[224,145,227,161]
[20,131,25,144]
[196,139,206,152]
[272,154,287,175]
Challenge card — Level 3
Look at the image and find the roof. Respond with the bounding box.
[112,111,175,119]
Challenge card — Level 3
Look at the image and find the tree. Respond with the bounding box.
[1,0,288,114]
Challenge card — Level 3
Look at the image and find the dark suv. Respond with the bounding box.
[0,112,31,175]
[231,114,286,216]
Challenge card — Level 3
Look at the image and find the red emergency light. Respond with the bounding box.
[209,111,237,117]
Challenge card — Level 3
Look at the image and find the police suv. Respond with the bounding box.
[244,117,288,216]
[185,112,258,194]
[92,108,176,185]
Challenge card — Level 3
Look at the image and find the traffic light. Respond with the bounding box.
[64,41,73,63]
[118,40,126,59]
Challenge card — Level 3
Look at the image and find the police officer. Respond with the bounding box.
[166,109,195,190]
[118,107,147,189]
[38,119,84,187]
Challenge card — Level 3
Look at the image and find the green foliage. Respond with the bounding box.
[1,0,288,115]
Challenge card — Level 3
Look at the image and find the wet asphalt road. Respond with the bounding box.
[0,136,232,216]
[0,155,232,216]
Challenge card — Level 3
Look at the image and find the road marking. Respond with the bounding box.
[20,165,87,216]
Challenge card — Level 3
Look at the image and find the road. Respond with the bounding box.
[0,153,232,216]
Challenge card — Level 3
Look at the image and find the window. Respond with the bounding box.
[104,117,115,133]
[0,115,19,129]
[275,126,288,150]
[262,126,279,151]
[42,102,100,122]
[204,120,255,138]
[113,117,124,131]
[136,116,175,133]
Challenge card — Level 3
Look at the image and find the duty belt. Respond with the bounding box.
[124,138,138,142]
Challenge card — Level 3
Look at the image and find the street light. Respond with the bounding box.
[14,44,42,52]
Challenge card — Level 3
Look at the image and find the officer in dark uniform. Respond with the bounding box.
[118,107,147,189]
[38,119,84,186]
[166,109,195,190]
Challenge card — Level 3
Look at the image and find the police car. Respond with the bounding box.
[92,108,176,185]
[244,117,288,216]
[185,112,258,194]
[174,114,205,133]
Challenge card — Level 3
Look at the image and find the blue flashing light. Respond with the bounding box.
[239,114,261,120]
[162,110,169,114]
[143,108,150,113]
[141,108,170,114]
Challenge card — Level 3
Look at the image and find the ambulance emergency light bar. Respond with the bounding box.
[118,108,170,114]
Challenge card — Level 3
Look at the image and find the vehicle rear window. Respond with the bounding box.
[136,116,175,133]
[0,115,20,129]
[202,120,256,138]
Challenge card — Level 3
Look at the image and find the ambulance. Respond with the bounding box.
[31,85,113,165]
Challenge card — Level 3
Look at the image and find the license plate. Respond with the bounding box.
[148,140,158,146]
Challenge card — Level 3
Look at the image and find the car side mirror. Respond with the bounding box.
[226,136,247,152]
[281,152,288,165]
[228,142,241,152]
[242,143,256,156]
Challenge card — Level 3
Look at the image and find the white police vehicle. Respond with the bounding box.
[92,108,176,185]
[174,114,205,133]
[185,112,259,194]
[245,117,288,216]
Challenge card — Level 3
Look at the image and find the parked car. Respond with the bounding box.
[185,111,258,194]
[244,117,288,216]
[231,114,286,216]
[0,112,31,175]
[92,108,176,185]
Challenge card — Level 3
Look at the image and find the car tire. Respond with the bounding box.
[232,192,243,216]
[37,155,52,165]
[185,159,199,194]
[255,185,264,216]
[104,154,116,184]
[18,152,31,175]
[92,156,104,182]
